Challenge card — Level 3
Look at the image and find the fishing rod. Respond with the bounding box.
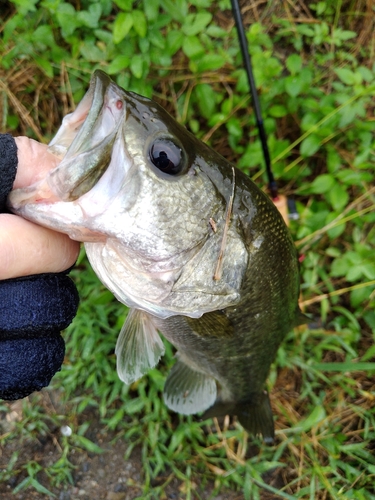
[230,0,278,200]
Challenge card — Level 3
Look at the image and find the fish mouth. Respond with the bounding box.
[48,70,115,159]
[11,70,126,206]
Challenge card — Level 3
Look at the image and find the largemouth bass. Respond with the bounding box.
[9,70,302,442]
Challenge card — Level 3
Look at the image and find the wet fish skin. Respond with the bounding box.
[153,166,300,441]
[9,70,302,441]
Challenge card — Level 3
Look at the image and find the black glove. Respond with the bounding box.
[0,133,79,400]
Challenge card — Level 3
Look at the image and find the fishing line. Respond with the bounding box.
[230,0,278,200]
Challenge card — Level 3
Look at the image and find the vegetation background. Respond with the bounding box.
[0,0,374,498]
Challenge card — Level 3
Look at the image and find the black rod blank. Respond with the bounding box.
[230,0,278,199]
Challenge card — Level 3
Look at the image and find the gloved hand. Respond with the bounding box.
[0,134,80,400]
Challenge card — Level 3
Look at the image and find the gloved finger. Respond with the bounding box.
[0,214,80,279]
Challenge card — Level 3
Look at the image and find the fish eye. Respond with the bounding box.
[149,138,186,175]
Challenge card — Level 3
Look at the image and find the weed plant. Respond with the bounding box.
[0,0,374,498]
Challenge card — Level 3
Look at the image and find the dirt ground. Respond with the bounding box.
[1,394,268,500]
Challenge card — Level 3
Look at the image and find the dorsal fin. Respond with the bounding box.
[115,309,165,385]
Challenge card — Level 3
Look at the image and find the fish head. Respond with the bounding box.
[9,70,249,318]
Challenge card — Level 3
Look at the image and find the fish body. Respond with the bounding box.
[9,71,302,441]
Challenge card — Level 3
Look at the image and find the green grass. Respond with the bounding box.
[1,0,375,498]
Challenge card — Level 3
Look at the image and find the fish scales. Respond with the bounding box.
[8,70,303,442]
[154,168,299,425]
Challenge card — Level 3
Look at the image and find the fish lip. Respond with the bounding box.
[48,70,114,158]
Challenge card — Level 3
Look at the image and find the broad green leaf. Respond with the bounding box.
[268,104,288,117]
[56,3,81,38]
[195,53,226,73]
[33,56,54,78]
[357,65,374,82]
[221,98,232,115]
[130,54,144,78]
[299,67,313,87]
[315,1,327,15]
[227,117,242,140]
[234,68,249,93]
[114,0,133,9]
[77,4,102,28]
[335,29,357,41]
[160,0,188,22]
[286,54,302,75]
[339,104,356,128]
[285,75,303,97]
[253,54,283,85]
[6,115,20,130]
[353,148,371,168]
[300,135,321,157]
[363,262,375,279]
[116,73,130,91]
[346,266,364,282]
[325,247,341,258]
[3,13,23,44]
[327,183,349,211]
[297,25,314,37]
[132,10,147,38]
[351,286,373,309]
[326,146,342,173]
[194,83,217,119]
[310,174,335,194]
[79,42,105,62]
[190,0,212,6]
[326,212,346,239]
[93,28,113,44]
[33,25,55,47]
[150,49,171,67]
[206,25,228,38]
[10,0,38,15]
[335,68,356,86]
[188,119,200,134]
[238,141,264,170]
[337,169,372,185]
[182,36,205,59]
[144,0,160,20]
[148,29,165,50]
[182,12,212,36]
[113,12,133,44]
[138,37,150,54]
[166,30,184,55]
[300,111,321,132]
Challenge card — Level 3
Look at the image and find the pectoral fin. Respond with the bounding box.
[185,310,234,338]
[164,357,217,415]
[115,308,165,385]
[202,390,275,444]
